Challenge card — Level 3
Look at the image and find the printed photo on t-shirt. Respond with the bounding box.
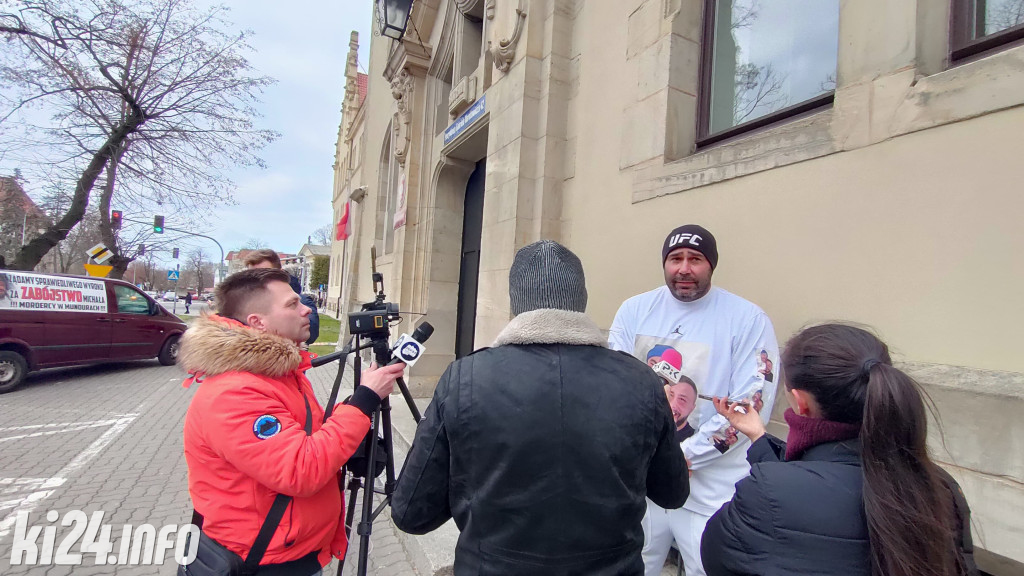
[756,348,774,382]
[632,335,710,436]
[711,425,740,454]
[708,383,764,454]
[751,344,777,413]
[665,376,698,442]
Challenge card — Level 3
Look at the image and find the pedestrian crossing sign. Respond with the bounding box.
[167,270,180,281]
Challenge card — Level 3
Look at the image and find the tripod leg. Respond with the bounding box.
[353,350,362,391]
[394,376,422,423]
[356,406,382,576]
[337,473,362,576]
[343,474,362,541]
[380,397,397,497]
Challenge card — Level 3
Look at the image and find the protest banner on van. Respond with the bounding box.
[0,271,108,313]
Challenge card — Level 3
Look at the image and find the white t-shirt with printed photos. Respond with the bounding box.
[609,285,779,516]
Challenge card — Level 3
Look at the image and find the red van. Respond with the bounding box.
[0,270,187,393]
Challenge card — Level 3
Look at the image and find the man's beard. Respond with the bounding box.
[667,274,710,302]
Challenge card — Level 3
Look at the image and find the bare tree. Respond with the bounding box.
[0,0,277,271]
[187,247,209,294]
[733,62,789,125]
[139,248,159,288]
[29,181,106,274]
[731,0,760,30]
[988,0,1024,34]
[242,238,268,250]
[311,224,332,246]
[53,212,102,273]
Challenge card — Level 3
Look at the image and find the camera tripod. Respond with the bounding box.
[315,330,423,576]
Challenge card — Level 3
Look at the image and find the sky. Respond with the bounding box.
[1,0,374,267]
[207,0,372,256]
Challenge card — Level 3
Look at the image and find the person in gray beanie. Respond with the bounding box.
[508,240,588,315]
[393,240,688,576]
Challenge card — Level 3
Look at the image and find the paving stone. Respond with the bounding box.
[0,359,421,575]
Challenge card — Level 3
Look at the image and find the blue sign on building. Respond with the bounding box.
[444,95,486,146]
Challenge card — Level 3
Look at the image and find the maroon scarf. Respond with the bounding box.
[783,408,861,461]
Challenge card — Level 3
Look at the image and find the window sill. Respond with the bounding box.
[633,43,1024,204]
[633,107,837,203]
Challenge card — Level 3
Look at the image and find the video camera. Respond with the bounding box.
[348,266,401,337]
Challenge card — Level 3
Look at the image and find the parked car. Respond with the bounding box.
[0,270,188,393]
[162,291,177,302]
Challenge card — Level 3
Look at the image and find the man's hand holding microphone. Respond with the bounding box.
[360,362,405,399]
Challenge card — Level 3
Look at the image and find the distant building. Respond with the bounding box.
[0,176,52,271]
[297,243,330,293]
[326,32,369,315]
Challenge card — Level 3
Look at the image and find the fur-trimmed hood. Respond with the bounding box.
[492,309,608,348]
[178,314,303,378]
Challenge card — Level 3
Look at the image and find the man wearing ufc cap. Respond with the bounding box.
[609,225,780,576]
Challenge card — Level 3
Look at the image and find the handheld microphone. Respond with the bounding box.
[386,322,434,367]
[652,360,682,384]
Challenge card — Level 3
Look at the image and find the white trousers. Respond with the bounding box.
[641,500,711,576]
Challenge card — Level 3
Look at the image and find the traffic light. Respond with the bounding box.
[111,210,122,230]
[138,244,145,256]
[154,215,165,234]
[172,248,179,259]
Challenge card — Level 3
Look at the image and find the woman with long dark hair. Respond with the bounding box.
[700,323,978,576]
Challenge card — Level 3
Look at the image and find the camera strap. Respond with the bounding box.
[189,393,314,571]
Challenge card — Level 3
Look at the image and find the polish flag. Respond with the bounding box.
[336,201,351,241]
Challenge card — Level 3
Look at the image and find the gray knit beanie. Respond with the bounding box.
[509,240,588,316]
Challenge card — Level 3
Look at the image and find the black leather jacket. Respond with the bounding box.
[392,310,688,576]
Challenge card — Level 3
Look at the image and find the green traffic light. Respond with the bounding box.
[154,215,165,234]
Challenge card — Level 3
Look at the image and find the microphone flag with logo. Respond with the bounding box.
[387,322,434,367]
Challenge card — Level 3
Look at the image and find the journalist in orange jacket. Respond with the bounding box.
[178,268,403,574]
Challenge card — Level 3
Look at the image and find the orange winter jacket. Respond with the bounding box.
[179,314,371,567]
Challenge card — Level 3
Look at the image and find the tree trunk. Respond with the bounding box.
[10,115,142,271]
[99,143,131,280]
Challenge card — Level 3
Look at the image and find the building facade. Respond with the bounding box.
[330,2,1024,570]
[297,243,330,293]
[1,176,52,271]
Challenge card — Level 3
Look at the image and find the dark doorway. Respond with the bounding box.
[455,159,485,358]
